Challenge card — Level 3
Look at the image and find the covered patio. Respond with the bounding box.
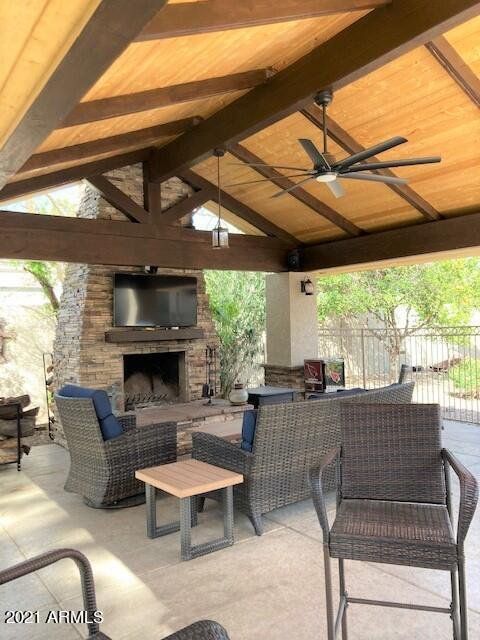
[1,1,480,639]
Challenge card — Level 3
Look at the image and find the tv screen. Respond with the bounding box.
[114,274,197,327]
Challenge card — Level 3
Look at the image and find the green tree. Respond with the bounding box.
[205,270,265,396]
[317,260,480,373]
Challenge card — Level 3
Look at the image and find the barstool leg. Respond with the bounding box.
[339,558,348,640]
[458,556,469,640]
[450,569,460,640]
[323,544,335,640]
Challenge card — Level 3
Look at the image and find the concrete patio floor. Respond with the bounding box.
[1,421,479,640]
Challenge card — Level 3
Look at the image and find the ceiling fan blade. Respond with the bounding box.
[271,175,316,198]
[326,179,345,198]
[344,157,441,172]
[229,162,310,172]
[339,173,408,185]
[225,174,311,188]
[298,138,330,170]
[334,136,407,170]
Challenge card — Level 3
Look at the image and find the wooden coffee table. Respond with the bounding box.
[135,459,243,561]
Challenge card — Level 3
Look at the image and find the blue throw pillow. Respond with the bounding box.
[240,409,257,452]
[58,384,123,440]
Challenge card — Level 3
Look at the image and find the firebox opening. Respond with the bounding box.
[123,352,186,410]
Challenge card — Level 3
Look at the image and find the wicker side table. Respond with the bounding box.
[136,459,243,561]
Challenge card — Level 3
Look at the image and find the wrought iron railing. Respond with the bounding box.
[318,326,480,424]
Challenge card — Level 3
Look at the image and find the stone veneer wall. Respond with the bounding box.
[53,165,219,444]
[263,365,305,396]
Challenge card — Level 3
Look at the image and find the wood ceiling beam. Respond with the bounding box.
[0,0,167,190]
[425,36,480,108]
[0,210,287,272]
[148,0,480,184]
[180,169,299,245]
[229,144,363,236]
[62,69,273,128]
[137,0,390,41]
[18,118,201,178]
[87,175,151,224]
[159,189,215,226]
[301,209,480,272]
[0,150,151,204]
[300,106,441,221]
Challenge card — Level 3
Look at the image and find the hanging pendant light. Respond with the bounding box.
[212,149,229,249]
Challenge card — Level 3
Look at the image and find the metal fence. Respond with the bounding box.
[318,326,480,424]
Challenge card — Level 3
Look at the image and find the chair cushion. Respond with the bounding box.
[307,388,366,400]
[58,384,123,440]
[329,499,457,570]
[240,409,257,452]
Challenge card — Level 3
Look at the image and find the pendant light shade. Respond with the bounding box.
[212,149,229,249]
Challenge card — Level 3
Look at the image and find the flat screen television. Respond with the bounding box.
[113,274,197,327]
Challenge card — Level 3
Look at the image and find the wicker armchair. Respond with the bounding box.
[0,548,230,639]
[55,395,176,507]
[193,382,414,535]
[310,403,478,640]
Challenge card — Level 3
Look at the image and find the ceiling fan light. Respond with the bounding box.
[316,172,337,183]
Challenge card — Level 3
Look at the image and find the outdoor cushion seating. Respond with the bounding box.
[193,381,414,535]
[55,392,177,507]
[0,548,230,639]
[240,408,257,452]
[58,385,123,440]
[310,403,478,640]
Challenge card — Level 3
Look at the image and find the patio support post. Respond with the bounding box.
[264,272,318,389]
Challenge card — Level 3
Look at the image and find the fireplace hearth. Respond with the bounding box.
[123,352,186,410]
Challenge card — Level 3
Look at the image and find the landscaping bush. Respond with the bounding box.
[448,358,480,397]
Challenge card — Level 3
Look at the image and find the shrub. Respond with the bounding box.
[448,358,480,397]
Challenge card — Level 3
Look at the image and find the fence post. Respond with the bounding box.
[361,328,366,389]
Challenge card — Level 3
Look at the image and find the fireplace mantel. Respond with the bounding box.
[105,327,204,343]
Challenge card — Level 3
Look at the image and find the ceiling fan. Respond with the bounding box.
[227,90,441,199]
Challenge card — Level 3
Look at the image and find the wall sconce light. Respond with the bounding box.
[301,278,314,296]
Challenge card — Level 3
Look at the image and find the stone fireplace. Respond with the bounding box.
[53,165,219,443]
[123,351,186,410]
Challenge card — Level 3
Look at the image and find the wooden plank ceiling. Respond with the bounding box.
[0,0,479,271]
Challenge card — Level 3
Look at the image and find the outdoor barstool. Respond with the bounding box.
[310,403,478,640]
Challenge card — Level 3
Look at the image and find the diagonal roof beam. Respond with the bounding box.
[87,175,151,223]
[18,118,201,178]
[229,144,363,236]
[180,169,299,245]
[0,0,167,190]
[159,189,215,226]
[300,105,441,221]
[137,0,390,41]
[425,36,480,108]
[62,69,273,127]
[148,0,480,184]
[0,149,151,204]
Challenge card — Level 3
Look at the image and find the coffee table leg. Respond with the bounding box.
[180,497,193,561]
[223,486,234,545]
[145,483,181,539]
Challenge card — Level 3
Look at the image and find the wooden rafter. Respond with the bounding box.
[425,36,480,108]
[300,106,441,221]
[137,0,390,41]
[229,144,363,236]
[0,0,167,190]
[301,209,480,272]
[62,69,273,128]
[180,169,299,245]
[87,175,151,224]
[148,0,480,184]
[0,210,287,272]
[143,172,162,222]
[159,189,215,226]
[0,150,151,203]
[18,118,201,177]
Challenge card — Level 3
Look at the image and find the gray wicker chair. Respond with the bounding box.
[0,548,230,639]
[193,382,414,535]
[55,394,176,508]
[310,403,478,640]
